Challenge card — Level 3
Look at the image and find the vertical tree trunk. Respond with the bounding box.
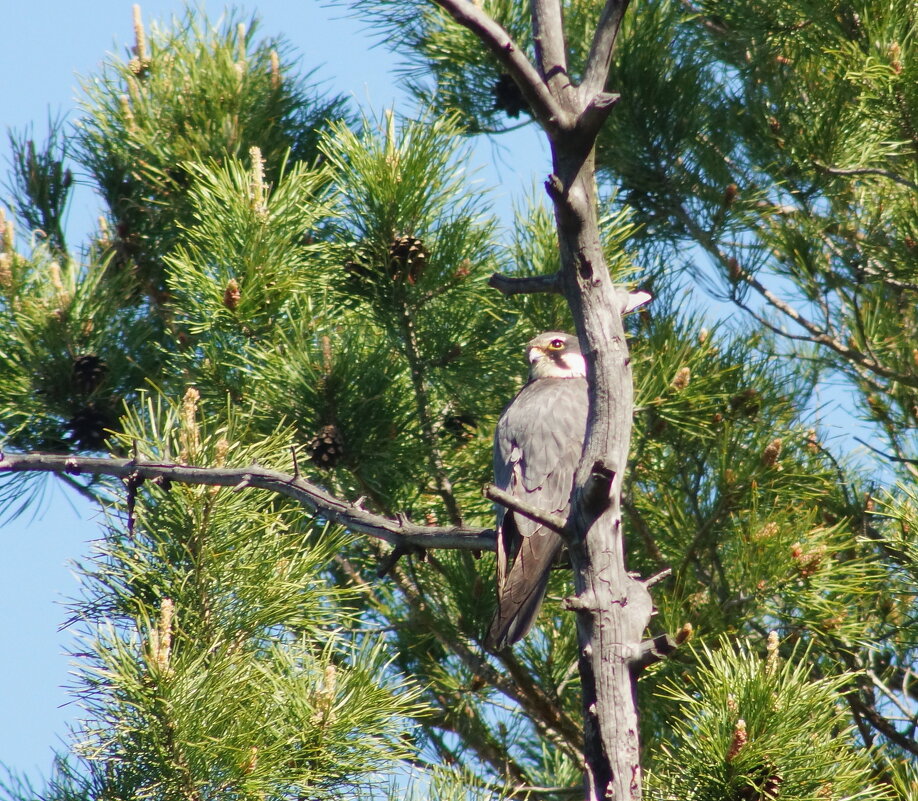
[413,1,648,796]
[552,142,651,801]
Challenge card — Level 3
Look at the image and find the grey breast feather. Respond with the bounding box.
[494,376,589,533]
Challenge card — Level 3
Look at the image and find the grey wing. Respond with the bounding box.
[487,378,588,649]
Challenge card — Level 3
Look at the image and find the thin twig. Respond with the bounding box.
[866,669,918,723]
[813,162,918,192]
[853,437,918,467]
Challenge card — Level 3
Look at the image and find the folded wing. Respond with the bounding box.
[486,376,588,649]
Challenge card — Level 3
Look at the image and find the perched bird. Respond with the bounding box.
[485,331,589,650]
[486,292,651,650]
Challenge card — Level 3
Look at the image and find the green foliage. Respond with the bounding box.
[166,155,334,340]
[5,117,72,253]
[646,637,890,800]
[60,392,426,800]
[4,0,918,799]
[75,7,350,295]
[0,248,161,453]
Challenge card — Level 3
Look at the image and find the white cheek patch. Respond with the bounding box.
[529,350,587,379]
[562,352,587,378]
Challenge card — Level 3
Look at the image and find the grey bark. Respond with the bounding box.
[433,0,650,797]
[0,451,493,551]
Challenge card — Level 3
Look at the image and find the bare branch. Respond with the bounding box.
[813,162,918,192]
[575,91,621,138]
[488,270,562,295]
[630,633,678,675]
[0,451,495,551]
[429,0,572,135]
[580,0,630,99]
[485,484,567,535]
[531,0,570,95]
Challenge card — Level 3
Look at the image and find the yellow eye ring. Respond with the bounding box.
[547,339,565,351]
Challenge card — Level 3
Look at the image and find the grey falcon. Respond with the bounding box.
[485,331,588,650]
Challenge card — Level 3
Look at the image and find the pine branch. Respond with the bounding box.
[488,270,562,295]
[846,690,918,758]
[812,162,918,192]
[429,0,572,136]
[736,266,918,388]
[674,200,918,390]
[380,560,536,783]
[0,450,494,551]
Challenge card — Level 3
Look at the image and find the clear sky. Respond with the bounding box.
[0,0,546,782]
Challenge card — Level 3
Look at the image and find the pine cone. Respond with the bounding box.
[492,73,528,118]
[68,402,115,450]
[729,388,761,419]
[387,235,428,284]
[72,354,108,394]
[307,424,345,469]
[441,413,477,443]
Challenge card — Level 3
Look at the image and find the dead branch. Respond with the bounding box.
[581,0,631,98]
[0,450,494,551]
[488,271,562,295]
[486,484,567,535]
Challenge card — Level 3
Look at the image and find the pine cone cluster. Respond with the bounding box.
[307,424,345,469]
[386,234,428,284]
[343,234,429,290]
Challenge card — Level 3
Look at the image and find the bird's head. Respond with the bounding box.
[526,332,587,379]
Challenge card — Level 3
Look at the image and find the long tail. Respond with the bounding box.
[485,530,562,650]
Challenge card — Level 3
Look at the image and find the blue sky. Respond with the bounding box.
[0,0,546,782]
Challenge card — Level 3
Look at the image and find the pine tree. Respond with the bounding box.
[1,1,915,800]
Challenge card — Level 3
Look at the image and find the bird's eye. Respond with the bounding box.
[547,339,565,351]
